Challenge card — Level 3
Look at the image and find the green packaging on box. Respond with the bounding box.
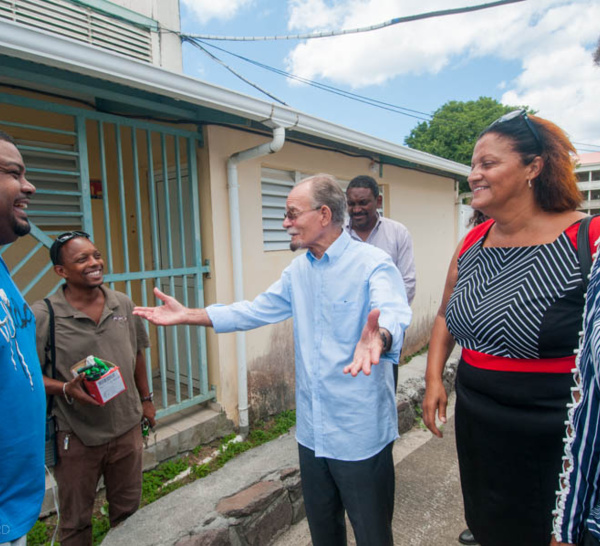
[71,355,127,405]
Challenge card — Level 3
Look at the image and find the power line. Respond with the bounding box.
[182,0,527,42]
[185,37,433,121]
[184,38,289,106]
[573,141,600,151]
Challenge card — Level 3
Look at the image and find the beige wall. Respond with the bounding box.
[0,85,456,424]
[202,125,457,422]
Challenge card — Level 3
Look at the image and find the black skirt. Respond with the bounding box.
[455,359,573,546]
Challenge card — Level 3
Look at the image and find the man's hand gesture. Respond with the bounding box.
[134,287,191,326]
[344,309,390,377]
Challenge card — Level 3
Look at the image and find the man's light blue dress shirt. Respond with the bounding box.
[207,230,412,461]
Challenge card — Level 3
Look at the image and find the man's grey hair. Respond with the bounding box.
[300,173,346,227]
[0,130,16,146]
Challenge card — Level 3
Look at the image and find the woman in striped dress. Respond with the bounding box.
[422,110,600,546]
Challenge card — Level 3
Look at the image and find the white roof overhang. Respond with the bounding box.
[0,19,470,178]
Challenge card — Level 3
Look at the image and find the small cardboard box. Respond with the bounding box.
[71,357,127,406]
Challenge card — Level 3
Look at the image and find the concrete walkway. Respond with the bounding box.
[273,393,466,546]
[103,352,466,546]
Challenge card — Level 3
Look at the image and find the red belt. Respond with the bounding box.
[462,348,575,374]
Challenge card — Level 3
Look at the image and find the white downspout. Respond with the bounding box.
[226,126,286,435]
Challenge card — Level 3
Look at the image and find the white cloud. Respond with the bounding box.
[285,0,600,145]
[181,0,253,24]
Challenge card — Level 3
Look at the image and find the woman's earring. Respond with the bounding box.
[527,179,532,189]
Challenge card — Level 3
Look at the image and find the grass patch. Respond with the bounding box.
[400,344,429,365]
[28,409,296,545]
[413,405,428,431]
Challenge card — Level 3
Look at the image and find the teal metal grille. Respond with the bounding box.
[0,91,214,418]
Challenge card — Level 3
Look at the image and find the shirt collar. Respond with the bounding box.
[306,229,350,264]
[50,284,119,318]
[346,212,382,236]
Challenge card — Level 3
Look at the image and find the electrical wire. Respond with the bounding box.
[185,37,432,121]
[182,0,527,41]
[573,141,600,152]
[184,38,288,105]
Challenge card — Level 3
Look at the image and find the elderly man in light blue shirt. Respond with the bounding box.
[134,174,412,546]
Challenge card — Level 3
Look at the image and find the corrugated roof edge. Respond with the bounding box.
[0,19,470,178]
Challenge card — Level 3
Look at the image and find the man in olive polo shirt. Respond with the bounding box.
[32,232,155,546]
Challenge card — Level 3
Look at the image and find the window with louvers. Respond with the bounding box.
[18,139,83,230]
[261,168,361,252]
[0,0,153,63]
[261,168,298,252]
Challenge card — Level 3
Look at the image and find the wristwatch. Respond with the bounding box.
[140,393,154,403]
[379,330,391,353]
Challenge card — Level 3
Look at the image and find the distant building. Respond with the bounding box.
[577,153,600,214]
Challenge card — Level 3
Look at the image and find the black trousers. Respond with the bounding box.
[582,528,600,546]
[298,441,395,546]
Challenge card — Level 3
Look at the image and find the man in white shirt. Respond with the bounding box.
[345,175,416,389]
[345,175,416,305]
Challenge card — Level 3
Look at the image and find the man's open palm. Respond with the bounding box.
[344,309,384,377]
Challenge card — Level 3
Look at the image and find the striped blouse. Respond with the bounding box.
[446,219,589,364]
[554,243,600,543]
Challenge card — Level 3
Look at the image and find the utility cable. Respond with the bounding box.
[182,0,527,41]
[183,37,289,105]
[573,141,600,152]
[186,37,432,121]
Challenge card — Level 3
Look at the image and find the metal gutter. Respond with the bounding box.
[0,19,470,178]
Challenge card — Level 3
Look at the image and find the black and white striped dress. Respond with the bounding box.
[446,218,595,546]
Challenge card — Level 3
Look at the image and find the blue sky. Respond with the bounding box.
[178,0,600,153]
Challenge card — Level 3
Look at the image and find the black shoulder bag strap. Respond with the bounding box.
[577,215,594,291]
[43,298,56,415]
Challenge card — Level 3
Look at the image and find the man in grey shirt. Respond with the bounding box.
[345,175,416,390]
[345,175,416,304]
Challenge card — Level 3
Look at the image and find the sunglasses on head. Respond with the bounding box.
[50,231,90,265]
[55,231,90,244]
[488,109,542,151]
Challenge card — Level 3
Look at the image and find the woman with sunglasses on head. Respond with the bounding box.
[422,111,600,546]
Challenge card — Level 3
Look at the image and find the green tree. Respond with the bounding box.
[404,97,534,165]
[405,97,532,193]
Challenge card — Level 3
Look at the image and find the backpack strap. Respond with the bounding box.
[43,298,56,415]
[577,215,600,291]
[459,218,495,257]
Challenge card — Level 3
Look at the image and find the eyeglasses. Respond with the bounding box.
[283,207,321,221]
[50,231,90,265]
[488,109,542,151]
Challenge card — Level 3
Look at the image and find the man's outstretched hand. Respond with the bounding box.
[344,309,389,377]
[133,287,190,326]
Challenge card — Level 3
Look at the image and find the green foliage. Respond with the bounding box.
[141,458,189,505]
[405,97,533,193]
[27,520,50,544]
[192,462,211,479]
[220,432,237,444]
[92,512,110,545]
[271,410,296,434]
[29,409,297,545]
[401,344,429,365]
[249,429,268,443]
[413,405,427,431]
